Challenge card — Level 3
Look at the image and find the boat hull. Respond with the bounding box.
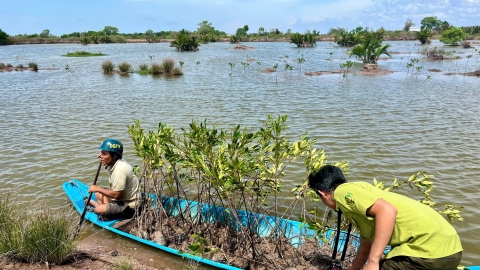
[63,179,479,270]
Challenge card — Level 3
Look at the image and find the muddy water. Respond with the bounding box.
[1,40,479,267]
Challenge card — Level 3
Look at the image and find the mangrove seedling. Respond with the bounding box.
[465,54,472,75]
[297,54,305,72]
[228,62,235,75]
[273,63,279,83]
[240,61,249,74]
[284,63,293,77]
[415,65,423,79]
[65,64,72,75]
[196,61,200,74]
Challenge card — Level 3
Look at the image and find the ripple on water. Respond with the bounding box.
[1,41,480,265]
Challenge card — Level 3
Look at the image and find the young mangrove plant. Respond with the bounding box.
[406,58,419,76]
[240,61,249,74]
[125,115,463,270]
[272,63,279,82]
[195,61,200,74]
[339,60,354,79]
[296,54,305,72]
[465,54,473,75]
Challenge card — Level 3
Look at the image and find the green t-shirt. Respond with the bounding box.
[108,160,140,208]
[334,182,462,259]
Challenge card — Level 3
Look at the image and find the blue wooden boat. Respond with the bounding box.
[63,179,479,270]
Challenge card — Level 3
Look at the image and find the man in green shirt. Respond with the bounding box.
[308,165,462,270]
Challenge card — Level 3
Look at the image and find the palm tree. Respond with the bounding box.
[170,29,199,51]
[416,28,432,44]
[290,32,316,47]
[349,39,391,64]
[290,32,303,47]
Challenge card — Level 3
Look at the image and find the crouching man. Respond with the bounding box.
[87,138,140,220]
[308,165,462,270]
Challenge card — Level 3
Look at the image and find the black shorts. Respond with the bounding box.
[380,251,462,270]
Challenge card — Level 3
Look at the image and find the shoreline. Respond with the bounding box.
[3,35,439,45]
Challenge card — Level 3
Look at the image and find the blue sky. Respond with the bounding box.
[1,0,479,36]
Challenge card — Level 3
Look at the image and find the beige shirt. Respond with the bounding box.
[107,160,140,208]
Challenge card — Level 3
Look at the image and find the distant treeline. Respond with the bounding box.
[460,25,480,34]
[2,21,480,46]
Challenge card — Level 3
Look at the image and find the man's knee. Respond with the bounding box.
[93,204,108,214]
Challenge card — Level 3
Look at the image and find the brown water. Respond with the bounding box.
[1,41,479,267]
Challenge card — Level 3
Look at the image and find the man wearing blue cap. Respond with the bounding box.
[86,138,140,219]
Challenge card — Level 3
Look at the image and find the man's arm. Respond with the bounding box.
[348,238,371,270]
[363,198,397,270]
[88,185,123,199]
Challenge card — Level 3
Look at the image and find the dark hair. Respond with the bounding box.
[110,152,122,161]
[308,165,347,192]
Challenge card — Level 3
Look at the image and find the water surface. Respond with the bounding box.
[1,41,479,267]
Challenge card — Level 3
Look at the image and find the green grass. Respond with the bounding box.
[0,194,78,264]
[63,51,106,57]
[110,258,134,270]
[28,62,38,71]
[150,63,164,75]
[118,62,132,73]
[102,60,115,73]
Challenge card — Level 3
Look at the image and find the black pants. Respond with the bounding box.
[380,251,462,270]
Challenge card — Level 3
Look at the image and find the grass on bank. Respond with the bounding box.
[0,194,77,265]
[63,51,107,57]
[110,258,134,270]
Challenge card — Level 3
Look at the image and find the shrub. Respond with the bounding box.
[18,205,77,263]
[63,51,106,57]
[118,62,132,73]
[102,60,115,73]
[440,27,467,45]
[28,62,38,71]
[137,63,150,75]
[420,47,447,60]
[172,67,183,75]
[162,58,175,73]
[150,63,164,75]
[16,64,24,68]
[111,258,134,270]
[0,195,77,264]
[461,41,471,48]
